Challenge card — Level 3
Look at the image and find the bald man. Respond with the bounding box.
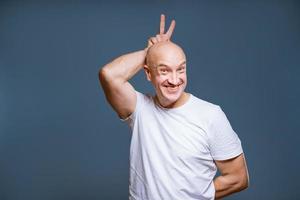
[99,14,249,200]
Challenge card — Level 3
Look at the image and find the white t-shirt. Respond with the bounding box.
[123,91,243,200]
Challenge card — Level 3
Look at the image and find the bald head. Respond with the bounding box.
[146,41,186,67]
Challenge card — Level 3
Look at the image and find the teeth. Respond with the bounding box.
[166,86,179,91]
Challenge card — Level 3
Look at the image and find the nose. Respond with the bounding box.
[168,71,179,85]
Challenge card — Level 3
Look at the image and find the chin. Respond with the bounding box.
[165,93,181,102]
[160,90,184,105]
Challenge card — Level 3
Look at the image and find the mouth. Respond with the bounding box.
[164,84,181,93]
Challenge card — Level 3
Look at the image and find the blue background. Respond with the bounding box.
[0,0,299,199]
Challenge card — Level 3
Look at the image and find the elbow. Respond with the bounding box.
[98,66,112,90]
[98,66,108,80]
[237,174,250,191]
[98,65,123,84]
[239,180,249,191]
[98,65,113,83]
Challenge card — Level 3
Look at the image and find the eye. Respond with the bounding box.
[177,66,186,73]
[159,68,168,74]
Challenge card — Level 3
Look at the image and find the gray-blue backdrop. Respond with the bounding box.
[1,0,299,199]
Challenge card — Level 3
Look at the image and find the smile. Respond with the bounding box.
[164,84,181,92]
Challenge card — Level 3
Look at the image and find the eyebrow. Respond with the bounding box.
[157,61,186,68]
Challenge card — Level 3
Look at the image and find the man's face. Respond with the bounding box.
[145,42,187,107]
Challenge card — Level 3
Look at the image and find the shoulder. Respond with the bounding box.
[189,94,221,117]
[190,95,234,134]
[180,93,223,130]
[191,95,231,127]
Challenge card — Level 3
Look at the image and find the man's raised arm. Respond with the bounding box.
[99,49,147,119]
[98,14,175,119]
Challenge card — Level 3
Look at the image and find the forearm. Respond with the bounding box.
[100,48,148,82]
[213,174,247,199]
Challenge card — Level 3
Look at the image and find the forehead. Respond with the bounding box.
[151,46,186,67]
[157,60,186,69]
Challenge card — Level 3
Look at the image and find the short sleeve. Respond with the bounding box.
[119,90,145,128]
[207,106,243,160]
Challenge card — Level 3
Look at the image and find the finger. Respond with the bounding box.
[148,37,156,42]
[160,14,165,34]
[156,34,162,42]
[151,37,158,44]
[148,37,157,45]
[147,37,154,45]
[166,19,176,38]
[160,34,169,41]
[147,40,153,48]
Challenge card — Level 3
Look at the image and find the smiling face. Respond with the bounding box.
[144,41,187,108]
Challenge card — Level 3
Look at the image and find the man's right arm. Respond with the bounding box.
[98,14,175,119]
[99,49,148,119]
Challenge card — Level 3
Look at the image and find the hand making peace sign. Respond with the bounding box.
[146,14,176,49]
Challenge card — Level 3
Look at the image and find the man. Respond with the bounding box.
[99,14,249,200]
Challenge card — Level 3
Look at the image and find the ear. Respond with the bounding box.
[143,64,152,81]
